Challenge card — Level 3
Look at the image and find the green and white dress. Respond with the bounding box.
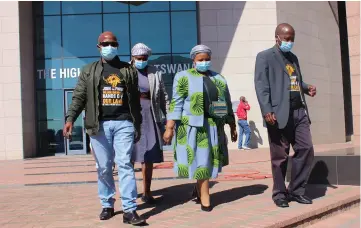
[167,68,235,180]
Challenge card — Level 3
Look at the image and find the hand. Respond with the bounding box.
[134,130,141,143]
[163,128,174,145]
[230,125,237,142]
[63,122,73,139]
[264,112,277,125]
[308,85,317,97]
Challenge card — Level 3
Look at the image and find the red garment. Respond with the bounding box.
[236,101,251,120]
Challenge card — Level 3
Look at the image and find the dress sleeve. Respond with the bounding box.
[167,72,188,120]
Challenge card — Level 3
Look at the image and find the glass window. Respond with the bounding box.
[37,90,64,121]
[130,2,169,12]
[62,15,102,58]
[171,12,197,53]
[103,1,129,13]
[35,1,61,15]
[62,1,101,14]
[103,14,130,55]
[170,2,196,11]
[130,13,170,54]
[63,57,99,89]
[35,16,62,59]
[38,120,65,155]
[36,59,63,89]
[119,56,131,62]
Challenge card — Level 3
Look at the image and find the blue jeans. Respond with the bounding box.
[238,120,251,148]
[90,120,137,212]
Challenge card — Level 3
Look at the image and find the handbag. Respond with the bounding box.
[203,77,228,119]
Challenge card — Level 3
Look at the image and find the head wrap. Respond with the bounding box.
[131,43,152,56]
[190,44,212,59]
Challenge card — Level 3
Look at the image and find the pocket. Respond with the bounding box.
[271,103,278,107]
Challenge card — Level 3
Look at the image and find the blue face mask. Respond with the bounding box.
[134,60,148,70]
[279,41,294,52]
[195,61,211,72]
[101,46,118,61]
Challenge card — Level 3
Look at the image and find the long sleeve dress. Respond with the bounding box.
[167,68,235,180]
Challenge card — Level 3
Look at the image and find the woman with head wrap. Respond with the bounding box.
[131,43,169,204]
[163,44,237,211]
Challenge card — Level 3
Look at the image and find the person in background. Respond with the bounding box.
[236,96,251,150]
[63,31,145,225]
[163,44,237,212]
[254,23,317,208]
[130,43,169,205]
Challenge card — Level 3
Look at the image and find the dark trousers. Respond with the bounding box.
[267,108,314,201]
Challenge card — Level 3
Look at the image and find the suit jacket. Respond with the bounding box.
[254,46,311,129]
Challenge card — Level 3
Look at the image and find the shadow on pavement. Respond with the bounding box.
[138,182,218,219]
[139,183,268,219]
[212,184,268,208]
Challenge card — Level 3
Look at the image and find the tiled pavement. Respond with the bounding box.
[0,143,359,227]
[309,206,360,228]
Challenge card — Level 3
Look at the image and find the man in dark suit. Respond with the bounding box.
[254,23,317,208]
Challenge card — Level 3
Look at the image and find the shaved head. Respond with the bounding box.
[98,31,117,43]
[275,23,295,37]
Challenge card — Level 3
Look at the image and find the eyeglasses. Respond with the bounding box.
[98,41,118,47]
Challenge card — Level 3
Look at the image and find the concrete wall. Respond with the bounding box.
[199,1,346,149]
[346,1,360,145]
[0,2,35,160]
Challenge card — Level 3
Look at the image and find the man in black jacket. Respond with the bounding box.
[254,23,317,208]
[63,31,145,225]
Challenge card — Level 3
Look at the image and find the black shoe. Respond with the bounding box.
[289,195,313,204]
[123,211,146,225]
[191,185,200,203]
[141,195,157,205]
[274,199,289,208]
[99,208,115,220]
[201,204,213,212]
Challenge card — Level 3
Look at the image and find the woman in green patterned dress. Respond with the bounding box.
[163,44,237,211]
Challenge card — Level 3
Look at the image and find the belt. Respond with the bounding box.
[140,92,150,99]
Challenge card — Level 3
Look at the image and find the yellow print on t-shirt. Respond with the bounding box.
[103,74,121,88]
[286,64,300,92]
[102,74,124,106]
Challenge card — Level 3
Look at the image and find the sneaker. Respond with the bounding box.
[243,146,251,150]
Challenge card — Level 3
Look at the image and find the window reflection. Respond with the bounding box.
[170,1,196,11]
[38,120,65,155]
[130,1,169,12]
[62,15,102,58]
[62,1,101,14]
[35,1,61,15]
[103,14,130,55]
[130,13,170,53]
[37,90,63,121]
[35,16,62,59]
[103,1,129,13]
[36,59,62,89]
[171,12,197,53]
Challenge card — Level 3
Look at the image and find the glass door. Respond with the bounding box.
[64,90,87,155]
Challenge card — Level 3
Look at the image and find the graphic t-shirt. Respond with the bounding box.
[99,62,131,121]
[282,53,303,110]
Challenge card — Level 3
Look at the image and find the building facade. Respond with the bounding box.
[0,1,358,160]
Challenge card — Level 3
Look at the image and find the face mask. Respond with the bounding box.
[279,41,294,52]
[134,60,148,70]
[101,46,118,60]
[195,61,211,72]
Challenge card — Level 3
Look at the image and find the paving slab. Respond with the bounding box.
[0,142,359,227]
